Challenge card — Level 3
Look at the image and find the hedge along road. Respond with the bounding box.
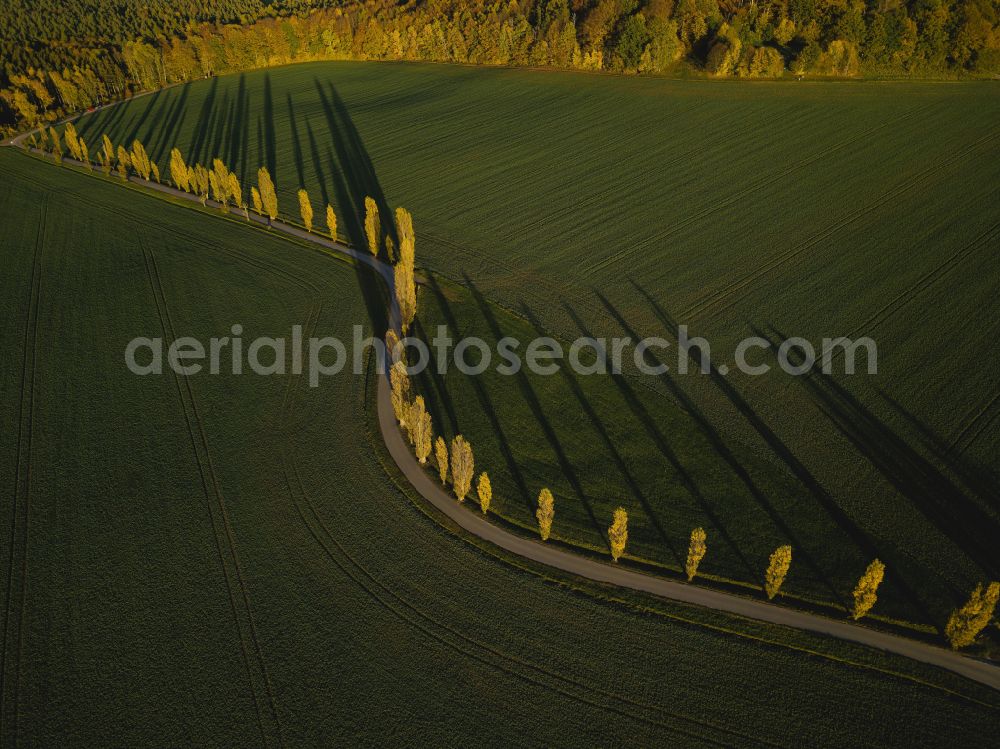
[8,139,1000,692]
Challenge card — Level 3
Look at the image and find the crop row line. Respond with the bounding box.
[0,198,46,747]
[141,243,284,749]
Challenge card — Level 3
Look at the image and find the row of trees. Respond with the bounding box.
[5,0,1000,133]
[389,358,997,648]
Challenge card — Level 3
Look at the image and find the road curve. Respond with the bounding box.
[11,146,1000,692]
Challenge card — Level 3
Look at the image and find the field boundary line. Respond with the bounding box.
[0,199,46,747]
[141,243,284,749]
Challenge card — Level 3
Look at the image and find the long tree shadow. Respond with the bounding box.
[419,276,533,515]
[315,80,398,252]
[476,297,611,548]
[631,278,936,622]
[122,87,164,148]
[140,87,174,147]
[764,324,1000,583]
[227,75,248,171]
[286,92,306,187]
[305,120,331,208]
[188,76,219,164]
[263,74,277,177]
[150,83,191,164]
[588,290,784,580]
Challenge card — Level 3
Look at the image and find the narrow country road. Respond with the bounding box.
[8,143,1000,692]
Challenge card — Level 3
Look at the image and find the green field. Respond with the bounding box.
[3,148,1000,746]
[70,61,1000,632]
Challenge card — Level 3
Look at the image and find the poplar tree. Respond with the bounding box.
[50,127,62,161]
[765,545,792,599]
[851,559,885,620]
[258,166,278,223]
[298,188,313,232]
[168,148,190,192]
[151,162,160,183]
[685,527,707,581]
[536,488,555,541]
[63,122,81,160]
[409,398,433,464]
[115,145,130,179]
[228,173,243,210]
[390,360,410,426]
[326,204,337,241]
[101,134,114,173]
[477,473,492,514]
[251,186,263,215]
[405,395,425,446]
[435,437,449,485]
[79,138,89,166]
[945,582,1000,650]
[608,508,628,561]
[211,158,231,208]
[395,206,414,253]
[130,140,151,180]
[450,435,474,501]
[191,164,210,205]
[385,329,401,364]
[385,236,396,263]
[394,262,417,333]
[364,196,380,255]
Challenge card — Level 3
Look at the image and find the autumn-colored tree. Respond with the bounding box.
[390,360,410,427]
[405,395,425,446]
[685,527,707,581]
[251,186,262,215]
[385,328,402,364]
[257,166,278,223]
[364,195,380,255]
[765,545,792,599]
[101,134,114,169]
[536,488,555,540]
[945,582,1000,650]
[115,144,130,179]
[409,398,433,464]
[210,158,231,208]
[851,559,885,620]
[298,188,313,232]
[435,436,449,484]
[608,507,628,561]
[79,137,89,166]
[228,172,243,209]
[394,262,417,333]
[385,236,396,263]
[63,122,81,160]
[49,127,62,161]
[130,139,152,180]
[395,206,414,254]
[450,435,474,501]
[477,473,492,514]
[151,162,160,183]
[191,163,210,205]
[168,148,190,192]
[326,204,337,241]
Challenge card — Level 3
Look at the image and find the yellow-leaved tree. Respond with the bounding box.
[450,435,474,501]
[228,172,243,210]
[168,148,190,192]
[210,158,231,208]
[151,162,160,183]
[49,127,62,161]
[101,134,114,174]
[945,582,1000,650]
[435,437,449,485]
[298,188,313,232]
[608,508,628,561]
[394,262,417,333]
[257,166,278,223]
[764,545,792,599]
[79,138,89,166]
[851,559,885,620]
[130,140,151,180]
[115,145,130,179]
[389,360,409,427]
[364,196,380,255]
[63,122,81,160]
[477,473,492,514]
[685,527,707,581]
[251,186,262,215]
[191,164,210,205]
[408,396,432,462]
[536,488,555,540]
[326,204,337,241]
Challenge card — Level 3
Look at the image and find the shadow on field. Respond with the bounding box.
[762,325,1000,585]
[151,83,190,164]
[263,74,277,176]
[286,92,306,187]
[188,76,219,164]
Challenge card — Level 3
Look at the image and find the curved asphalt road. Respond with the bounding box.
[7,141,1000,692]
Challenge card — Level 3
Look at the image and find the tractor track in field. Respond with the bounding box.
[580,101,939,279]
[681,126,1000,325]
[0,199,46,747]
[282,455,764,747]
[950,392,1000,456]
[141,243,284,749]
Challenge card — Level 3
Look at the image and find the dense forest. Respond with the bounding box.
[2,0,998,133]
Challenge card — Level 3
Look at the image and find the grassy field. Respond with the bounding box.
[70,61,1000,632]
[2,148,1000,745]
